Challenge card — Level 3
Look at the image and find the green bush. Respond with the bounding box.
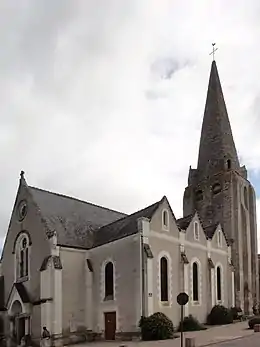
[139,312,174,340]
[230,307,242,320]
[248,316,260,329]
[178,315,207,332]
[207,305,233,325]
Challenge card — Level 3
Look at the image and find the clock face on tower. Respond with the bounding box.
[18,200,28,221]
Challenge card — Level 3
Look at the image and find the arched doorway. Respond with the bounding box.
[10,300,25,344]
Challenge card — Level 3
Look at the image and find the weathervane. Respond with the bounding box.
[209,43,218,61]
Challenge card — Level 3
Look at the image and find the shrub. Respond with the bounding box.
[248,316,260,329]
[139,312,174,340]
[230,307,242,320]
[178,315,207,332]
[207,305,233,325]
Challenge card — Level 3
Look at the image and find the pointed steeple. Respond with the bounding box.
[197,60,240,176]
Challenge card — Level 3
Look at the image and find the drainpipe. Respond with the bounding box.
[140,229,145,317]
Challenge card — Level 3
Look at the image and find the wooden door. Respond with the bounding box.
[104,312,116,340]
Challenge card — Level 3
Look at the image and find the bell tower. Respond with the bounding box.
[183,60,259,313]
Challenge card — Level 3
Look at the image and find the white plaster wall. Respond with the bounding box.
[89,234,141,335]
[59,248,86,333]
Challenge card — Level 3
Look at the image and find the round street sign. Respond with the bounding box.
[177,292,189,306]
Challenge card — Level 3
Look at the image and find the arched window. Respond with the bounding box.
[192,262,199,302]
[160,257,168,301]
[216,266,222,301]
[227,159,231,170]
[162,210,169,229]
[194,222,199,241]
[105,262,114,300]
[217,230,222,247]
[15,234,30,281]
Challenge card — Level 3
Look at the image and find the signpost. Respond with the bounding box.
[177,292,189,347]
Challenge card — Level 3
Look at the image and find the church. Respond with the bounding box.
[0,60,258,346]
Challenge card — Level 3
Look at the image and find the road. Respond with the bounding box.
[217,334,260,347]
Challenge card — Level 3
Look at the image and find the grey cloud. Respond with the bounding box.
[1,0,260,249]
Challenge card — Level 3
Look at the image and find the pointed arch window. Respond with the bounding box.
[216,266,222,301]
[160,257,168,302]
[192,262,199,302]
[227,159,231,170]
[14,233,30,281]
[104,262,114,300]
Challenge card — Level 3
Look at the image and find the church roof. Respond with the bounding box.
[28,186,126,249]
[93,199,161,248]
[176,214,193,230]
[197,60,240,176]
[203,223,220,239]
[28,185,162,249]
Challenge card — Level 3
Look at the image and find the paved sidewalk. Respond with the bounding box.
[71,321,254,347]
[176,321,253,346]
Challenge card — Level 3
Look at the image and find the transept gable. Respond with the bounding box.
[184,213,207,245]
[149,196,179,236]
[210,223,229,249]
[1,172,36,262]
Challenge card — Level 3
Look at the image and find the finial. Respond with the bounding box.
[209,43,218,61]
[20,170,25,179]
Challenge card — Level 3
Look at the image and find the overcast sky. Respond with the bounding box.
[1,0,260,249]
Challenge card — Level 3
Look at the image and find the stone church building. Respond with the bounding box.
[0,60,258,345]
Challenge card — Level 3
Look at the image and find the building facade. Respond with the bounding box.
[0,60,256,345]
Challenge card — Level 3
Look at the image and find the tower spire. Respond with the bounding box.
[197,60,240,176]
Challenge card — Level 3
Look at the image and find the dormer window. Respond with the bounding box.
[162,210,169,230]
[194,222,199,241]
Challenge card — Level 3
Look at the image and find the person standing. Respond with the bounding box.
[41,327,51,347]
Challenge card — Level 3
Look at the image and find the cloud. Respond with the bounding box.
[1,0,260,249]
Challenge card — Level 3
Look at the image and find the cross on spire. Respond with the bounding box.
[209,43,218,61]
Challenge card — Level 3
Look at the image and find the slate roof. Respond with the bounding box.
[204,222,230,245]
[204,223,219,239]
[176,214,193,230]
[14,283,31,303]
[197,60,240,177]
[28,186,126,249]
[93,199,162,248]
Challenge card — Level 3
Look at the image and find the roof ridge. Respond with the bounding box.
[99,200,161,230]
[28,185,127,216]
[177,214,193,222]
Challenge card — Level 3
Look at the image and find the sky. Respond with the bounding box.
[1,0,260,249]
